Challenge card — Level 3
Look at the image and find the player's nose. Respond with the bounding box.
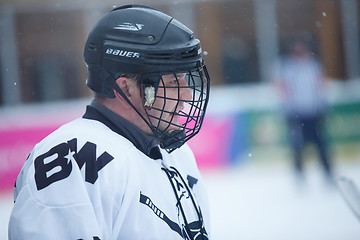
[178,76,192,102]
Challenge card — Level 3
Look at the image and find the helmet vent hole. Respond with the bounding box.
[145,53,174,60]
[144,47,198,61]
[180,48,197,59]
[88,43,97,51]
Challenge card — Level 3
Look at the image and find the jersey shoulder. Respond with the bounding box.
[15,117,137,207]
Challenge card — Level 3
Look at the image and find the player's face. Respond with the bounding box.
[147,73,192,134]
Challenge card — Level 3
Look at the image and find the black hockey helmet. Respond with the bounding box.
[83,5,210,152]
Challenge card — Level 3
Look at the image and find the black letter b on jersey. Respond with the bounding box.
[34,143,73,190]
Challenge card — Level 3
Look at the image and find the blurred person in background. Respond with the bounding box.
[273,38,333,184]
[8,5,211,240]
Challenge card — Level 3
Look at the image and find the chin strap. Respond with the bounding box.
[160,129,186,153]
[95,66,152,127]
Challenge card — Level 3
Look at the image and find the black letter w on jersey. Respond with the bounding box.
[76,141,114,184]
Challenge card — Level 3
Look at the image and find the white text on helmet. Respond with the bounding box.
[105,48,140,58]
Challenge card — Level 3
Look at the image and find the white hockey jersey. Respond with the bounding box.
[8,104,211,240]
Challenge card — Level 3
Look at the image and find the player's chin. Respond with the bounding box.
[169,123,183,132]
[170,119,186,132]
[160,120,183,134]
[170,110,184,122]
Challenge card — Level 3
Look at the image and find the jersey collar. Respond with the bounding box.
[82,100,162,160]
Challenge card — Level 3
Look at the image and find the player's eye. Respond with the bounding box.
[170,79,178,84]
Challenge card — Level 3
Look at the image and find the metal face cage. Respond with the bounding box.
[140,64,210,153]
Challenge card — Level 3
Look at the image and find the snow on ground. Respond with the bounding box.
[0,191,12,240]
[203,161,360,240]
[0,160,359,240]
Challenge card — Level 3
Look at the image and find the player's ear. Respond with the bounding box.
[114,77,134,109]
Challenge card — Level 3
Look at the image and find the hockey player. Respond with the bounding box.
[9,5,211,240]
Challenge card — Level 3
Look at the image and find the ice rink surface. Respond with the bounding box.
[203,161,360,240]
[1,160,359,240]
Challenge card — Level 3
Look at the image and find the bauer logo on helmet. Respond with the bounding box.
[105,48,140,58]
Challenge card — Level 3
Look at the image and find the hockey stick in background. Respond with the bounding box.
[337,176,360,222]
